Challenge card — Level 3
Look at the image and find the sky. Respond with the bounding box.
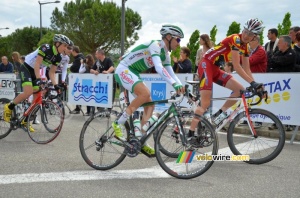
[1,0,300,51]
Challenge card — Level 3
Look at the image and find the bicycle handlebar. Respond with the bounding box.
[168,93,184,103]
[241,86,268,106]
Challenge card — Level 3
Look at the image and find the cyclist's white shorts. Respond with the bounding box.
[114,64,144,94]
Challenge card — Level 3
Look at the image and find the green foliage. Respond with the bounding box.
[210,25,218,45]
[170,46,181,65]
[277,12,292,36]
[187,30,200,73]
[226,21,241,36]
[50,0,142,55]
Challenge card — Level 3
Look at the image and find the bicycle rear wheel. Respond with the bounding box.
[27,100,64,144]
[79,110,129,170]
[155,115,218,179]
[227,108,285,164]
[0,98,12,139]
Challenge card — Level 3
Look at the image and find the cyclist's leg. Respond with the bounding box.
[189,59,214,137]
[213,69,243,112]
[4,64,34,122]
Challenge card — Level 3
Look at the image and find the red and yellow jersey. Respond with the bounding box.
[203,34,249,67]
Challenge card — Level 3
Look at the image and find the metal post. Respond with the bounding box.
[40,2,42,40]
[121,0,126,56]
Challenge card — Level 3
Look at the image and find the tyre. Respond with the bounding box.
[27,100,64,144]
[79,110,129,170]
[227,108,285,164]
[0,98,12,139]
[155,114,218,179]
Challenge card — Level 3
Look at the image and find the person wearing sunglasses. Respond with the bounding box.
[187,18,265,145]
[112,24,185,156]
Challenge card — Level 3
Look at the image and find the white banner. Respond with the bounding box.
[212,73,299,125]
[125,74,194,112]
[0,74,16,100]
[68,73,113,108]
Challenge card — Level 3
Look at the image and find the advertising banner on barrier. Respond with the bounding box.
[68,73,114,108]
[0,74,16,100]
[68,73,194,110]
[212,73,299,125]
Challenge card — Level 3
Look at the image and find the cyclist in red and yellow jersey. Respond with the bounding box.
[188,18,264,142]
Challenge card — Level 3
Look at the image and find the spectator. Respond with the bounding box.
[79,54,95,116]
[70,45,85,114]
[195,34,213,73]
[267,35,296,72]
[90,48,115,112]
[288,26,300,47]
[172,46,192,73]
[224,61,235,73]
[11,52,22,74]
[294,31,300,72]
[249,35,267,73]
[265,28,279,59]
[0,56,14,73]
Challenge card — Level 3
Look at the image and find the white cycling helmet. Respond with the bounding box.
[160,24,184,38]
[53,34,72,45]
[244,18,264,34]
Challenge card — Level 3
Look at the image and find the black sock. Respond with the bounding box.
[8,101,15,110]
[188,130,195,137]
[213,109,223,117]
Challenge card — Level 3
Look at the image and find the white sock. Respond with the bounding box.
[117,112,130,125]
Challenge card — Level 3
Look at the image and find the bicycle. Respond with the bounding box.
[79,86,219,179]
[0,79,64,144]
[184,80,285,164]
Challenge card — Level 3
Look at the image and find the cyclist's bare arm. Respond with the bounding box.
[34,55,43,79]
[49,65,58,85]
[241,55,254,80]
[231,50,254,83]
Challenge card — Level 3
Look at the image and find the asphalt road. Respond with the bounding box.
[0,111,300,198]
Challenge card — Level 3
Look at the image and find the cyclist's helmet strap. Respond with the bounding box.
[244,18,264,34]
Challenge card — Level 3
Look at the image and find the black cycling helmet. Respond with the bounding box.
[53,34,72,45]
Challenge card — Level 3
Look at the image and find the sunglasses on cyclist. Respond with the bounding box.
[243,29,256,37]
[172,36,181,43]
[67,46,73,50]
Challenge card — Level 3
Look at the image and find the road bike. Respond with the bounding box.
[183,80,285,164]
[0,80,64,144]
[79,86,219,179]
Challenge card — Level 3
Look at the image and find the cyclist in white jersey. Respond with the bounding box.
[113,24,185,156]
[3,34,72,130]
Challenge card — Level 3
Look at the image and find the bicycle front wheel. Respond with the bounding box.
[27,100,64,144]
[0,98,12,139]
[79,110,129,170]
[155,114,218,179]
[227,108,285,164]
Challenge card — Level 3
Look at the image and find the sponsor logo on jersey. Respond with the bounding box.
[129,52,144,60]
[120,71,134,84]
[201,62,206,69]
[146,56,154,67]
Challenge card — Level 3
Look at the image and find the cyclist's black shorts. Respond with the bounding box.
[19,63,39,88]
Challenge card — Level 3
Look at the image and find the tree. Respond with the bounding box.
[226,21,240,36]
[277,12,292,36]
[50,0,142,55]
[187,30,200,72]
[210,25,218,45]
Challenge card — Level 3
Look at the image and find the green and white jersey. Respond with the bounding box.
[120,40,171,73]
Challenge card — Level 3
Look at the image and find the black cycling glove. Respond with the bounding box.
[34,78,42,86]
[250,81,263,89]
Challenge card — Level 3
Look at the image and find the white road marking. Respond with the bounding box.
[0,168,169,185]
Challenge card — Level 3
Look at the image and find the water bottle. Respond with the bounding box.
[213,112,227,125]
[133,119,142,137]
[142,115,158,131]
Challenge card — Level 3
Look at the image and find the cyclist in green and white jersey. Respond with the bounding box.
[113,24,185,155]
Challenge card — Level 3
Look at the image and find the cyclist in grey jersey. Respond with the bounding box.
[113,24,185,156]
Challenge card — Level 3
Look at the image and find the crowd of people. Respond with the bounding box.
[1,19,300,154]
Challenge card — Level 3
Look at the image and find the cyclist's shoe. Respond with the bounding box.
[21,120,35,132]
[3,103,12,122]
[141,144,155,158]
[112,122,126,141]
